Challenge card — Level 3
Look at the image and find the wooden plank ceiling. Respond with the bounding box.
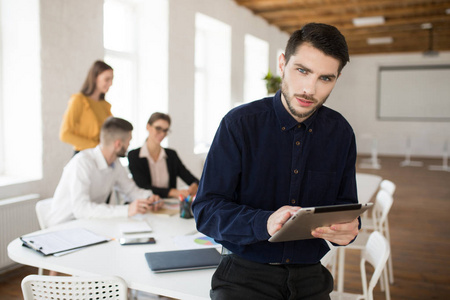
[234,0,450,55]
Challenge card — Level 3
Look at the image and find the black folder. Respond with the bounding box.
[145,248,221,273]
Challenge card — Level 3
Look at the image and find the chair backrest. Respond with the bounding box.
[35,198,53,229]
[380,179,396,196]
[371,190,393,235]
[360,231,391,300]
[22,274,128,300]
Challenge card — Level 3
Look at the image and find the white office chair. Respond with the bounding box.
[377,179,396,284]
[35,198,53,230]
[321,241,338,279]
[337,190,393,299]
[331,231,390,300]
[35,198,53,275]
[380,179,396,196]
[22,274,128,300]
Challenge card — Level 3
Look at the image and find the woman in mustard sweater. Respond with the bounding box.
[60,60,114,154]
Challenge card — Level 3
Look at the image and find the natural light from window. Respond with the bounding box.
[194,13,231,154]
[103,0,168,152]
[0,0,41,185]
[244,34,269,102]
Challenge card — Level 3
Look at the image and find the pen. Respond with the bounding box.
[149,199,163,206]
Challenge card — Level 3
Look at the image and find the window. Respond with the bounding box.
[244,34,269,102]
[0,0,41,185]
[103,0,168,150]
[194,13,231,153]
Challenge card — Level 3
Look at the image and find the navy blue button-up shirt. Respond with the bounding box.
[192,91,358,264]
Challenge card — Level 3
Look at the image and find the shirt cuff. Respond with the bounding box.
[253,210,272,241]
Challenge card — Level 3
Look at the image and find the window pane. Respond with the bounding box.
[244,34,269,102]
[104,0,135,52]
[194,13,231,153]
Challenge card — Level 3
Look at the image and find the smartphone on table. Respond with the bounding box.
[119,237,156,245]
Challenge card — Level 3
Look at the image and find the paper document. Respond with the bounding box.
[21,228,110,256]
[172,232,221,250]
[119,221,152,235]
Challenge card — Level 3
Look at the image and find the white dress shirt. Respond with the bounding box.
[48,146,152,227]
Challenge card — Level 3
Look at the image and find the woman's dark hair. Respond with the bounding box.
[284,23,350,74]
[147,112,171,126]
[80,60,113,99]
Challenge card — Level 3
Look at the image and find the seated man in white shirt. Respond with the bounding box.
[48,117,163,227]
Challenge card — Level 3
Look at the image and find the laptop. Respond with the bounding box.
[145,248,222,273]
[268,203,373,243]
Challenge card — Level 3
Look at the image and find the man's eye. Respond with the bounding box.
[297,68,307,74]
[320,76,331,82]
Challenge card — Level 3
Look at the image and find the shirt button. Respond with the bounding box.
[309,128,313,133]
[295,141,300,146]
[293,169,298,174]
[291,199,296,204]
[297,124,301,128]
[285,258,290,263]
[281,127,286,131]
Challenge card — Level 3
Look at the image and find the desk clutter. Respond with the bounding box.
[179,194,195,219]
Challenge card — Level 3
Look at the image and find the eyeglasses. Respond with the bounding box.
[152,125,171,135]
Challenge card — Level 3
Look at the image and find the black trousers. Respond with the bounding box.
[210,254,333,300]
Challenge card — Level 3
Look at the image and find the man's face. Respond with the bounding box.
[279,43,340,123]
[116,132,131,158]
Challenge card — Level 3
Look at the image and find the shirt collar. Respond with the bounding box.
[93,145,112,170]
[139,141,167,162]
[273,90,319,131]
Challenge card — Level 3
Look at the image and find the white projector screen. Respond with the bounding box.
[378,65,450,121]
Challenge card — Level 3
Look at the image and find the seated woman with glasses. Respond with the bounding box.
[128,112,199,199]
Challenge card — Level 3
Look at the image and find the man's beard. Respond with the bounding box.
[117,145,127,158]
[281,79,329,120]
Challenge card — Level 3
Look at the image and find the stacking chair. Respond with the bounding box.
[380,179,396,196]
[22,274,128,300]
[330,231,390,300]
[321,241,338,279]
[35,198,53,275]
[377,179,396,284]
[337,190,393,298]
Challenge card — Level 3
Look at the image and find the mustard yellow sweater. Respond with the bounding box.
[60,93,112,151]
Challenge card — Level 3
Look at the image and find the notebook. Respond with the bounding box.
[145,248,221,273]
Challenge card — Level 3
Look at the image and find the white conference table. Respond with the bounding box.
[8,174,382,298]
[8,214,213,300]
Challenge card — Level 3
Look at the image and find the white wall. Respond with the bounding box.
[328,51,450,158]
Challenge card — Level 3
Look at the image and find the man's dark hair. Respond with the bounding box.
[284,23,350,74]
[100,117,133,145]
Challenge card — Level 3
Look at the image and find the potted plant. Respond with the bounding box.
[263,69,281,95]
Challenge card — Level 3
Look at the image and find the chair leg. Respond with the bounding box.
[388,254,394,284]
[38,268,43,275]
[337,247,346,292]
[383,267,391,300]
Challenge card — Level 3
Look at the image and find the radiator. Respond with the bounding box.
[0,194,40,271]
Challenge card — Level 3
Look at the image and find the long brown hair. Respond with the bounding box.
[80,60,113,100]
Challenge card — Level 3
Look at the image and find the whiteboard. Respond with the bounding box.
[378,65,450,121]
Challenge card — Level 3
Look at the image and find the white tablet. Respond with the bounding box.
[268,203,373,242]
